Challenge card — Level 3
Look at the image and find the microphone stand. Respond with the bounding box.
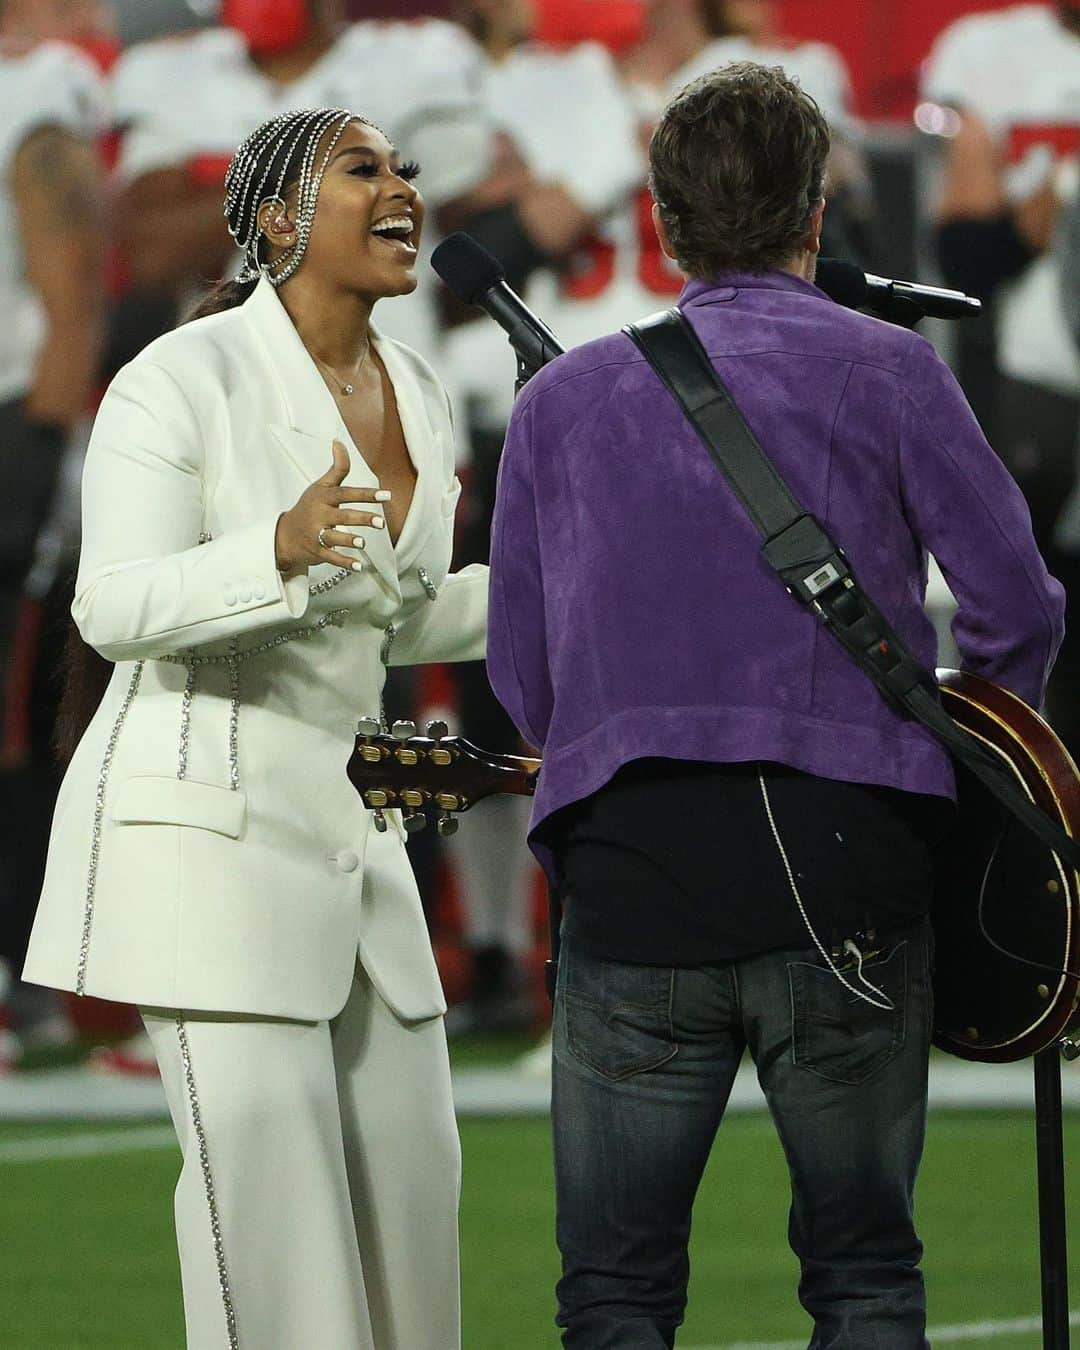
[1035,1044,1074,1347]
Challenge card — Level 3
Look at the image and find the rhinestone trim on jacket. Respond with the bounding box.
[418,566,438,602]
[76,662,144,995]
[308,568,350,596]
[178,663,197,781]
[378,622,397,732]
[226,640,240,792]
[158,609,350,669]
[175,1018,239,1349]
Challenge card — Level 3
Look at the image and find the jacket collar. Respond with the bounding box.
[679,269,831,308]
[240,274,443,591]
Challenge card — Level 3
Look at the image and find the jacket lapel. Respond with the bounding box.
[371,331,444,576]
[245,275,341,481]
[241,276,448,592]
[244,277,401,593]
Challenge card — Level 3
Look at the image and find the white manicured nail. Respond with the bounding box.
[352,561,364,573]
[375,490,392,502]
[349,532,367,548]
[370,516,385,529]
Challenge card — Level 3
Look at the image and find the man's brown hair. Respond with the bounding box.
[649,61,830,278]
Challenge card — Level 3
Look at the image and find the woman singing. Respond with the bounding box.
[23,108,487,1349]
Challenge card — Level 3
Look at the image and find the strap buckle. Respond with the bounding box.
[761,514,852,610]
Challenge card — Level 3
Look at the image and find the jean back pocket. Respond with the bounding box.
[560,942,677,1082]
[788,940,908,1086]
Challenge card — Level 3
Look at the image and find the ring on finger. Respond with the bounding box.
[317,526,331,549]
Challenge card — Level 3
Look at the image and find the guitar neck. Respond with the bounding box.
[347,726,542,817]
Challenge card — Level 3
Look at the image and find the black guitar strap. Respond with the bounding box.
[625,307,1080,873]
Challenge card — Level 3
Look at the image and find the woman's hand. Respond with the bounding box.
[275,440,391,577]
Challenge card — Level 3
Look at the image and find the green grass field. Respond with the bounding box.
[1,1110,1078,1348]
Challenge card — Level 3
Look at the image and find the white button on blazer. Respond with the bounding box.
[23,276,488,1024]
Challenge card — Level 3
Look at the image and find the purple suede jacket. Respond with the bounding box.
[487,270,1065,871]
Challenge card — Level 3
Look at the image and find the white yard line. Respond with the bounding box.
[690,1309,1080,1350]
[0,1124,176,1163]
[3,1058,1080,1122]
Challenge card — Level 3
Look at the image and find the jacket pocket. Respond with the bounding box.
[788,940,908,1086]
[110,776,247,839]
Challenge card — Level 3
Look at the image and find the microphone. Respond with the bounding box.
[431,232,565,381]
[816,257,981,321]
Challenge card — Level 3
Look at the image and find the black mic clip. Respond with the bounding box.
[867,290,925,331]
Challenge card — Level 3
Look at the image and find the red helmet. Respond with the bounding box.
[532,0,645,54]
[221,0,313,56]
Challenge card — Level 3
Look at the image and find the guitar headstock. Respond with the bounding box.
[347,717,540,836]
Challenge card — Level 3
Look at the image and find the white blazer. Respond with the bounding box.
[23,277,488,1023]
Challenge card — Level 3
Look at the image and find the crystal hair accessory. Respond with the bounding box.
[224,108,368,287]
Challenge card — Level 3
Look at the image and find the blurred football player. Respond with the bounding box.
[923,1,1080,755]
[0,0,108,1059]
[113,0,495,363]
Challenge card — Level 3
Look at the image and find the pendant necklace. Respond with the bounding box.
[312,341,370,397]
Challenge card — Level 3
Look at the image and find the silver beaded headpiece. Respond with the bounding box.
[224,108,364,287]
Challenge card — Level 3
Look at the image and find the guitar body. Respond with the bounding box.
[934,670,1080,1062]
[347,672,1080,1064]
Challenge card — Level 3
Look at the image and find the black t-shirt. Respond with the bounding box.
[540,758,953,966]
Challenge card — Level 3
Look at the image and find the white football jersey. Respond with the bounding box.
[445,40,653,429]
[0,41,106,404]
[457,35,855,419]
[669,34,853,132]
[110,21,493,366]
[449,32,856,431]
[922,4,1080,395]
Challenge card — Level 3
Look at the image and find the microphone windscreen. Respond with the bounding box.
[431,232,505,305]
[815,257,868,310]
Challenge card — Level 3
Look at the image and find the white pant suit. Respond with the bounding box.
[23,277,489,1348]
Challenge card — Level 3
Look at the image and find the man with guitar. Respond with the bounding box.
[485,63,1066,1349]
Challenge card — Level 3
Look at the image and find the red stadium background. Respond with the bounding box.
[350,0,1023,118]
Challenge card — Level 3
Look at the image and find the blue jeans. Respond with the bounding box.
[551,921,933,1349]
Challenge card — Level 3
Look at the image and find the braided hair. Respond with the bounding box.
[190,106,378,319]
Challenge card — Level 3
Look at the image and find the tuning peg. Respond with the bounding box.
[426,719,449,741]
[364,790,389,808]
[436,811,459,837]
[356,716,381,737]
[402,808,427,834]
[392,720,417,740]
[372,809,388,833]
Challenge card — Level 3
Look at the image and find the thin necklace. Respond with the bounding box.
[311,341,371,397]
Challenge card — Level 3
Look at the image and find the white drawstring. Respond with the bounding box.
[757,768,895,1012]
